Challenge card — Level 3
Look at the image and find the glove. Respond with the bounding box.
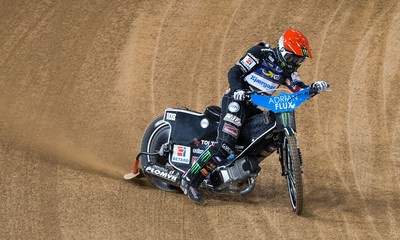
[233,90,246,101]
[311,81,329,92]
[291,72,301,84]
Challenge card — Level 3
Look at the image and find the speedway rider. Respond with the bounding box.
[180,29,329,203]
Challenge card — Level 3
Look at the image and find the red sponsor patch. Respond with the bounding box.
[245,57,253,64]
[222,123,239,138]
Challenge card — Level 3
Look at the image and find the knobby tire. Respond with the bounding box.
[285,135,303,215]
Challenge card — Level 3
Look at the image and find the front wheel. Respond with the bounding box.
[283,135,303,215]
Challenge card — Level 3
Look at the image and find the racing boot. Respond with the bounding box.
[180,148,219,203]
[180,176,203,203]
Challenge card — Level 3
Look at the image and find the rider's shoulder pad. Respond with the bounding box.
[259,41,270,48]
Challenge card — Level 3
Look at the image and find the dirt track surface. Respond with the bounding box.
[1,0,400,239]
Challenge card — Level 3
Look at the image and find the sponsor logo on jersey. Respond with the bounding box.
[222,123,239,139]
[171,145,190,164]
[262,69,280,80]
[201,168,209,176]
[221,143,234,154]
[192,148,203,154]
[205,162,216,171]
[190,150,212,174]
[190,162,201,174]
[199,150,212,163]
[245,73,279,94]
[240,54,257,70]
[212,156,222,163]
[249,75,275,89]
[223,113,242,126]
[227,154,236,160]
[200,140,216,146]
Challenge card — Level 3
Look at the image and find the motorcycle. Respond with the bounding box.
[124,85,329,215]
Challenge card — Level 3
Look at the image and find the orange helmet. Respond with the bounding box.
[276,29,312,71]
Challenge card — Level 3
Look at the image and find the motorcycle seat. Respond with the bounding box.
[204,105,221,122]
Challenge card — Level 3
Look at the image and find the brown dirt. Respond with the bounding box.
[1,0,400,239]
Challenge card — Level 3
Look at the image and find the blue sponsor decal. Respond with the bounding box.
[249,75,275,89]
[250,88,310,113]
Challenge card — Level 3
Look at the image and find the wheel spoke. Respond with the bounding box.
[284,135,303,215]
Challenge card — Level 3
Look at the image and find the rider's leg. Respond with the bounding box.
[180,142,233,202]
[181,95,246,202]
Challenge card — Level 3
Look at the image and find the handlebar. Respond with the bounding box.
[244,84,332,99]
[243,84,331,113]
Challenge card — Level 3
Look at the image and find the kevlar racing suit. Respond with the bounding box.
[181,42,308,202]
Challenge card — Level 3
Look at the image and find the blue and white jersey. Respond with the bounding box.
[243,59,285,95]
[228,42,307,95]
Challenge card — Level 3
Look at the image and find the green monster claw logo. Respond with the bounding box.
[190,151,212,174]
[200,151,212,163]
[281,112,290,126]
[302,48,309,57]
[190,163,201,174]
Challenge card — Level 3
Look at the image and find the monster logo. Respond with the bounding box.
[302,48,309,57]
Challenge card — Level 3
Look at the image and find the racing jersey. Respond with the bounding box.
[227,42,308,95]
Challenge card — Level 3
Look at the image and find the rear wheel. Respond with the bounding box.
[284,135,303,215]
[140,115,178,192]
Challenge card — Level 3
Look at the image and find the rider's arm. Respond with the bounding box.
[283,72,308,93]
[227,43,268,93]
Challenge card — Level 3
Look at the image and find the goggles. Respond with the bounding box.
[283,51,305,66]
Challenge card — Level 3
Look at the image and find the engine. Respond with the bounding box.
[209,156,260,192]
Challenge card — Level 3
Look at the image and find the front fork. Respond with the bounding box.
[277,128,303,177]
[278,135,286,176]
[277,126,297,177]
[275,111,297,177]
